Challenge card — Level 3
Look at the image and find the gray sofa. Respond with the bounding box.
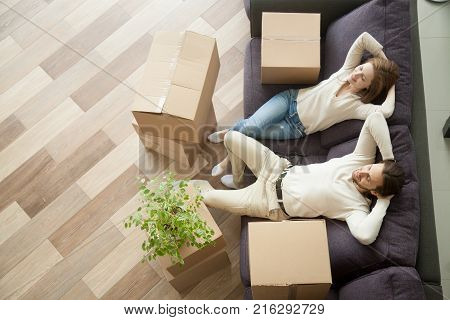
[238,0,443,299]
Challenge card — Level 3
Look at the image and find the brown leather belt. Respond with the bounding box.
[276,165,293,216]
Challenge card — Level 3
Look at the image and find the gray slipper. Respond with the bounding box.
[207,131,224,143]
[220,175,238,189]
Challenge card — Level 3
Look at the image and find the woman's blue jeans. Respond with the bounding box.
[231,89,305,140]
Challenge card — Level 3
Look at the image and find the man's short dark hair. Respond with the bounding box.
[376,160,405,197]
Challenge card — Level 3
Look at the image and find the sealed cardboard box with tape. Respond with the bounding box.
[249,219,331,300]
[261,12,321,84]
[132,31,220,164]
[157,184,230,292]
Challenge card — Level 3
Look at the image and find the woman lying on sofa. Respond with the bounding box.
[208,32,399,189]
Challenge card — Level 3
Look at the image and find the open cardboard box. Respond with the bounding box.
[132,31,220,144]
[157,184,230,292]
[261,12,321,84]
[248,219,331,299]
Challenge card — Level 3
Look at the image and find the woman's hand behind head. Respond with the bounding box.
[377,50,387,60]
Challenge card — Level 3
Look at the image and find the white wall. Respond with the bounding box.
[418,0,450,300]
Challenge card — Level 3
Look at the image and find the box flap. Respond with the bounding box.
[248,220,331,286]
[164,85,201,121]
[132,31,218,129]
[172,58,209,91]
[132,31,184,114]
[163,31,215,120]
[179,31,216,64]
[134,61,176,113]
[262,40,320,68]
[262,12,320,41]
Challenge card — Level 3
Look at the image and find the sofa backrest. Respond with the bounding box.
[244,0,371,38]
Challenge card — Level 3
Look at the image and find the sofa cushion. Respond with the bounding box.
[321,120,364,149]
[322,0,412,129]
[324,125,420,280]
[238,133,328,186]
[338,267,425,299]
[260,131,328,158]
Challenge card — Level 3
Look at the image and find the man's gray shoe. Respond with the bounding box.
[207,131,225,143]
[220,175,238,189]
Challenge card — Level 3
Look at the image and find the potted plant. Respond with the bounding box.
[124,171,216,266]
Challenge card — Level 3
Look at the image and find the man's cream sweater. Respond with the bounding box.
[281,112,395,245]
[296,32,396,135]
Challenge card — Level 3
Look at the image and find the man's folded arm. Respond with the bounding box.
[345,198,391,245]
[353,112,394,161]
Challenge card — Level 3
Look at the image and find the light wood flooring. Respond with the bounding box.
[0,0,249,300]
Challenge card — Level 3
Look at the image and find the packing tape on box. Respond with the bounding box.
[159,45,182,111]
[141,33,184,112]
[146,77,173,110]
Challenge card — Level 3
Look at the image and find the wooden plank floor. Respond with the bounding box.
[0,0,249,300]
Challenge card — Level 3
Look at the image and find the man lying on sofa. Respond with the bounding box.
[197,111,405,245]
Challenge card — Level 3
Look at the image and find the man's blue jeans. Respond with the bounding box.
[231,89,305,140]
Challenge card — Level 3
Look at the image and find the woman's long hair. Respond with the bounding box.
[356,57,399,104]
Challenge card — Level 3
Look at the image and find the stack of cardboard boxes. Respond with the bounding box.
[131,31,228,292]
[132,31,220,169]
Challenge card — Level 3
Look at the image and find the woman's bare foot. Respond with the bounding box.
[208,129,229,143]
[211,156,229,176]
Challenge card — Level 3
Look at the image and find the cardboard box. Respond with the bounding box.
[132,31,220,144]
[248,220,331,300]
[261,12,321,84]
[158,184,230,292]
[132,107,217,168]
[163,249,230,292]
[133,120,199,167]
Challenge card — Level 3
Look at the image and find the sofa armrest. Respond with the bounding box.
[246,0,372,37]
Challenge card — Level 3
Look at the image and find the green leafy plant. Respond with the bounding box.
[124,171,215,266]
